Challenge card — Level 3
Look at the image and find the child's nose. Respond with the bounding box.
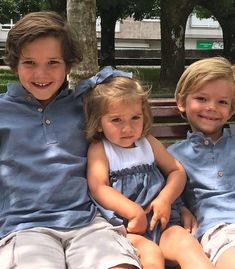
[122,123,132,132]
[34,66,48,77]
[206,101,216,110]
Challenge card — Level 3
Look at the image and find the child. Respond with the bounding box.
[0,11,141,269]
[83,66,215,269]
[168,57,235,269]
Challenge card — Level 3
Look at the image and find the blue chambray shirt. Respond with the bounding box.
[0,82,97,238]
[168,128,235,239]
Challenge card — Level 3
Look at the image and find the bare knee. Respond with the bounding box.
[161,225,199,250]
[128,234,164,269]
[174,232,199,251]
[160,225,202,261]
[140,248,164,269]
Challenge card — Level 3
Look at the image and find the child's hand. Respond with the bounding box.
[127,205,147,234]
[145,198,171,231]
[180,206,197,235]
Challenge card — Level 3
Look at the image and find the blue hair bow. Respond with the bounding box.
[75,66,133,95]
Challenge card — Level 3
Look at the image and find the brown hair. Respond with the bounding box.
[84,76,152,142]
[4,11,82,71]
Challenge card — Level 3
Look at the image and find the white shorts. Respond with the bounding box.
[0,215,141,269]
[200,223,235,265]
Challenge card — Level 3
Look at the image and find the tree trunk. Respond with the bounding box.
[99,10,117,67]
[220,20,235,63]
[67,0,98,89]
[160,0,197,90]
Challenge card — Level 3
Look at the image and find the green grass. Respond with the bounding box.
[0,69,16,77]
[0,67,175,98]
[0,69,18,93]
[119,67,174,98]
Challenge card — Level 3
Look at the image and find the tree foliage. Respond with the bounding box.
[0,0,47,23]
[193,5,213,19]
[46,0,66,17]
[96,0,160,23]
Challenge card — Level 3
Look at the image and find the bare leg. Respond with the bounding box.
[127,233,164,269]
[160,225,215,269]
[215,246,235,269]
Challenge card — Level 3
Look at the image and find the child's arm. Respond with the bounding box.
[87,141,147,234]
[146,134,187,230]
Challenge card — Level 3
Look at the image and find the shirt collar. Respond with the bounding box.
[6,81,69,99]
[187,127,232,145]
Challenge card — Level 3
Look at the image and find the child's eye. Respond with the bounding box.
[22,60,35,65]
[195,96,206,102]
[48,60,60,65]
[111,118,121,123]
[132,115,142,120]
[219,100,229,105]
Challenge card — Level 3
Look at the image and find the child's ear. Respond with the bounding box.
[176,94,186,113]
[66,66,71,75]
[229,109,235,120]
[97,126,103,132]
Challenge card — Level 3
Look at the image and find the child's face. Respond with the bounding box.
[178,79,234,141]
[16,36,70,106]
[100,99,144,148]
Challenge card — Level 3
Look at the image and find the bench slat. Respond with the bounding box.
[150,124,190,139]
[151,106,181,118]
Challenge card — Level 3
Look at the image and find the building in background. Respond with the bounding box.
[96,14,223,50]
[0,14,223,54]
[0,20,14,43]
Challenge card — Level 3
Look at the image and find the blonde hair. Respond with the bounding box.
[176,57,235,116]
[84,76,152,142]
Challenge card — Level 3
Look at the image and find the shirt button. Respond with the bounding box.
[45,119,51,125]
[218,171,224,177]
[204,139,209,145]
[26,96,32,102]
[37,108,43,112]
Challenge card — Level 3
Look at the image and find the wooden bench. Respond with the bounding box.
[149,98,189,146]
